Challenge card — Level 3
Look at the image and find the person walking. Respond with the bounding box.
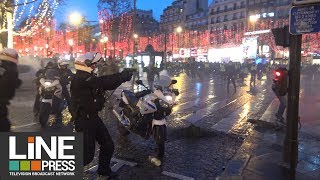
[250,62,257,88]
[226,61,236,93]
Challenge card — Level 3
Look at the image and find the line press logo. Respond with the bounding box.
[0,132,83,180]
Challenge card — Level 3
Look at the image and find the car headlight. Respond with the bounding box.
[165,95,173,102]
[44,81,52,86]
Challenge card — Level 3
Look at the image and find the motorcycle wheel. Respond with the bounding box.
[39,102,51,128]
[153,125,167,159]
[117,121,130,137]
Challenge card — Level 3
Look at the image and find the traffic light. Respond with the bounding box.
[271,26,290,48]
[272,67,288,96]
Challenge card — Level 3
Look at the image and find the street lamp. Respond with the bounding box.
[176,26,182,33]
[133,33,139,52]
[69,12,83,26]
[100,36,108,58]
[45,27,51,57]
[176,26,183,54]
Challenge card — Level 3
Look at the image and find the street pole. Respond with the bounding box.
[171,33,174,54]
[164,32,167,68]
[104,42,107,58]
[283,34,302,180]
[132,0,136,56]
[46,37,49,57]
[70,46,73,60]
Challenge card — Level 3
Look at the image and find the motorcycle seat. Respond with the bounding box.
[122,90,139,106]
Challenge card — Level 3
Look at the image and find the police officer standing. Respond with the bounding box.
[226,61,237,93]
[0,48,21,132]
[57,60,73,112]
[70,52,133,179]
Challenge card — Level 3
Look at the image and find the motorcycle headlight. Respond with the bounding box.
[165,95,173,102]
[44,81,52,86]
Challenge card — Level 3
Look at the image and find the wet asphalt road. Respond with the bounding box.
[9,70,275,179]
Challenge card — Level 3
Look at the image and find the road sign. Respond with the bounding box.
[294,0,320,5]
[289,4,320,34]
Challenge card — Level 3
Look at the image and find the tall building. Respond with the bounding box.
[185,11,208,31]
[134,10,160,36]
[246,0,291,59]
[160,0,208,32]
[208,0,247,32]
[247,0,291,31]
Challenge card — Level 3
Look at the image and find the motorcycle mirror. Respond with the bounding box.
[171,80,177,84]
[135,80,143,85]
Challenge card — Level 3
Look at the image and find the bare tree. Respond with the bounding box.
[98,0,132,57]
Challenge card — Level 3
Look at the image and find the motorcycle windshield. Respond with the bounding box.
[154,70,172,89]
[45,69,59,81]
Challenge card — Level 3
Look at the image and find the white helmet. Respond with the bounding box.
[74,52,103,73]
[0,48,19,64]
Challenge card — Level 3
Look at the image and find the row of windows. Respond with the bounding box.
[211,1,246,14]
[248,0,290,7]
[211,11,245,22]
[186,20,208,27]
[164,7,184,16]
[210,22,245,32]
[161,15,183,23]
[137,14,151,19]
[186,12,207,20]
[210,15,245,24]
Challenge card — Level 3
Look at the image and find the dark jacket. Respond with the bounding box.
[70,70,123,115]
[0,60,21,104]
[58,68,73,87]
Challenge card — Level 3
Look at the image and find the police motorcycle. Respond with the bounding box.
[38,68,63,128]
[112,73,179,165]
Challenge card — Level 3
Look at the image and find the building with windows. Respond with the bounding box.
[160,0,208,33]
[185,11,208,31]
[246,0,291,59]
[208,0,247,32]
[247,0,291,31]
[134,9,160,36]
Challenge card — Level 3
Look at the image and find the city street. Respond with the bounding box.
[2,0,320,179]
[8,70,277,179]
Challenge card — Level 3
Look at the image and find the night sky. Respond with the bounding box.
[58,0,175,24]
[57,0,213,24]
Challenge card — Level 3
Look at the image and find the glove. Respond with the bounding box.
[120,70,133,82]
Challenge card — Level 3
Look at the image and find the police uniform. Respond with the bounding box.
[70,53,132,178]
[57,63,74,110]
[0,49,21,132]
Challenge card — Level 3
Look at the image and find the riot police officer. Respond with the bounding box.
[0,48,21,132]
[70,52,132,179]
[57,60,73,111]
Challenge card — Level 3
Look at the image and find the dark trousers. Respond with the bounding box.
[250,73,256,87]
[276,95,286,118]
[77,114,114,176]
[33,93,40,117]
[0,104,11,132]
[227,76,236,92]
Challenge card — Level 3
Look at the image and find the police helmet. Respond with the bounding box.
[74,52,103,73]
[0,48,19,64]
